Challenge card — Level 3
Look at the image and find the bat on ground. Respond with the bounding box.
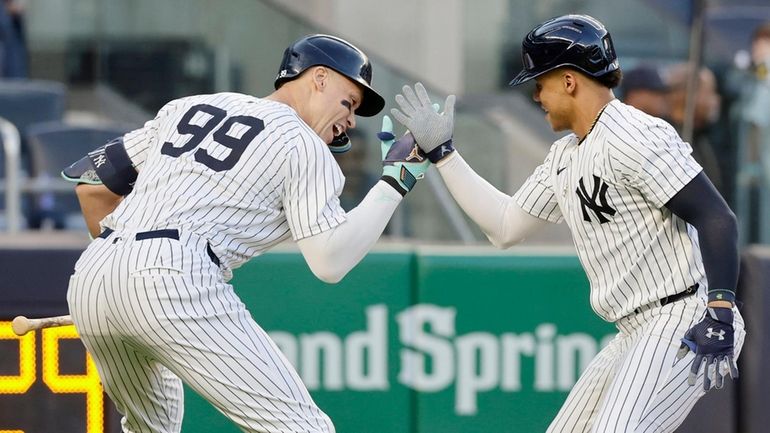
[11,315,73,336]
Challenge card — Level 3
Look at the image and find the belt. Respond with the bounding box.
[97,228,220,267]
[634,283,699,314]
[659,283,699,307]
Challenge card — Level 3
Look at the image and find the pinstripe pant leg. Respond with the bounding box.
[125,273,335,433]
[633,304,746,433]
[71,235,335,433]
[78,332,185,433]
[112,236,334,433]
[68,247,185,433]
[546,332,629,433]
[590,298,745,433]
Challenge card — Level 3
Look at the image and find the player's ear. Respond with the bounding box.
[563,71,577,94]
[311,66,329,92]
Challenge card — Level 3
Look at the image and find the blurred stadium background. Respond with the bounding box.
[0,0,769,432]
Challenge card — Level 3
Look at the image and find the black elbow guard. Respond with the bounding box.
[61,137,138,196]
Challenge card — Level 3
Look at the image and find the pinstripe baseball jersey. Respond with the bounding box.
[102,92,347,273]
[514,99,705,321]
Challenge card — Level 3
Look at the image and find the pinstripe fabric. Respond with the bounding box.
[546,297,745,433]
[68,92,344,432]
[68,231,335,433]
[513,100,744,431]
[104,93,347,275]
[514,100,705,322]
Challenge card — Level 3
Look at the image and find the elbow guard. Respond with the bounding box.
[61,137,138,196]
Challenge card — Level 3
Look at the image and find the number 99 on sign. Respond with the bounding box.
[0,321,104,433]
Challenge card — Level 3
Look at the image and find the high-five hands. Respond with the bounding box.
[391,83,456,163]
[378,115,430,196]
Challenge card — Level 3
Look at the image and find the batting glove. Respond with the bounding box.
[391,83,456,163]
[378,115,430,196]
[676,307,739,390]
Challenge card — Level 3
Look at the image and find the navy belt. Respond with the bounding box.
[634,283,699,314]
[659,283,699,307]
[97,228,220,267]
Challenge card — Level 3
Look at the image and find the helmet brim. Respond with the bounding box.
[509,69,545,87]
[355,83,385,117]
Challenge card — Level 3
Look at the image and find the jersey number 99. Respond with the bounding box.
[161,104,265,172]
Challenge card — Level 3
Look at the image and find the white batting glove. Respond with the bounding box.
[391,83,455,157]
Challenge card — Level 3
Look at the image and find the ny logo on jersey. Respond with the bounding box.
[706,328,726,340]
[576,175,616,224]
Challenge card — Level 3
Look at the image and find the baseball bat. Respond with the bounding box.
[11,315,73,336]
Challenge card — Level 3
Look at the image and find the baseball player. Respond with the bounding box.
[392,15,745,433]
[61,34,428,433]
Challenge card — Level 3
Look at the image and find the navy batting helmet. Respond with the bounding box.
[509,14,619,86]
[275,34,385,117]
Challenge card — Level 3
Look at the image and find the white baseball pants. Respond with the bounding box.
[546,295,745,433]
[67,230,334,433]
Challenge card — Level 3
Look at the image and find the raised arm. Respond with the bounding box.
[391,82,546,248]
[296,116,429,283]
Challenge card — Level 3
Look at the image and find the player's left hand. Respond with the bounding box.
[391,83,455,162]
[378,115,430,196]
[676,306,739,390]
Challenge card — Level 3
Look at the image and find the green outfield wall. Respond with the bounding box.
[181,249,616,433]
[0,246,749,432]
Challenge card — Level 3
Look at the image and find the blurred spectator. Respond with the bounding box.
[729,22,770,244]
[620,64,669,119]
[666,62,724,194]
[0,0,27,77]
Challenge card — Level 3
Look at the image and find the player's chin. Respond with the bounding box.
[545,116,564,132]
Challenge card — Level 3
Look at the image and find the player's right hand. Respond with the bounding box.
[391,83,455,162]
[378,115,430,196]
[676,306,739,391]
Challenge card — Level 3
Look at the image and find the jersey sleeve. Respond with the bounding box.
[283,132,347,240]
[513,143,563,223]
[608,120,702,208]
[121,97,188,170]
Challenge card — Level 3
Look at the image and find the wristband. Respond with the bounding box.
[708,288,736,304]
[426,139,455,163]
[380,175,407,197]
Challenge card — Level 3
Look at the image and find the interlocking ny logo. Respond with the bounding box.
[576,175,616,223]
[706,328,725,340]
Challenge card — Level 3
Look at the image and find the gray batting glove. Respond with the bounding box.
[391,83,456,162]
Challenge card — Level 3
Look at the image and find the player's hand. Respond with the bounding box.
[391,83,455,162]
[378,115,430,196]
[676,306,739,390]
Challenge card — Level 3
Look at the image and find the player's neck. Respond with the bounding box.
[573,92,615,142]
[265,88,296,111]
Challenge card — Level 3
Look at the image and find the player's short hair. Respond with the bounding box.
[595,69,623,89]
[559,66,623,89]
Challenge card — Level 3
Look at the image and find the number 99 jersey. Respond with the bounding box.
[103,93,348,274]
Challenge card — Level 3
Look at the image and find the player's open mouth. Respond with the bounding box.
[333,124,343,136]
